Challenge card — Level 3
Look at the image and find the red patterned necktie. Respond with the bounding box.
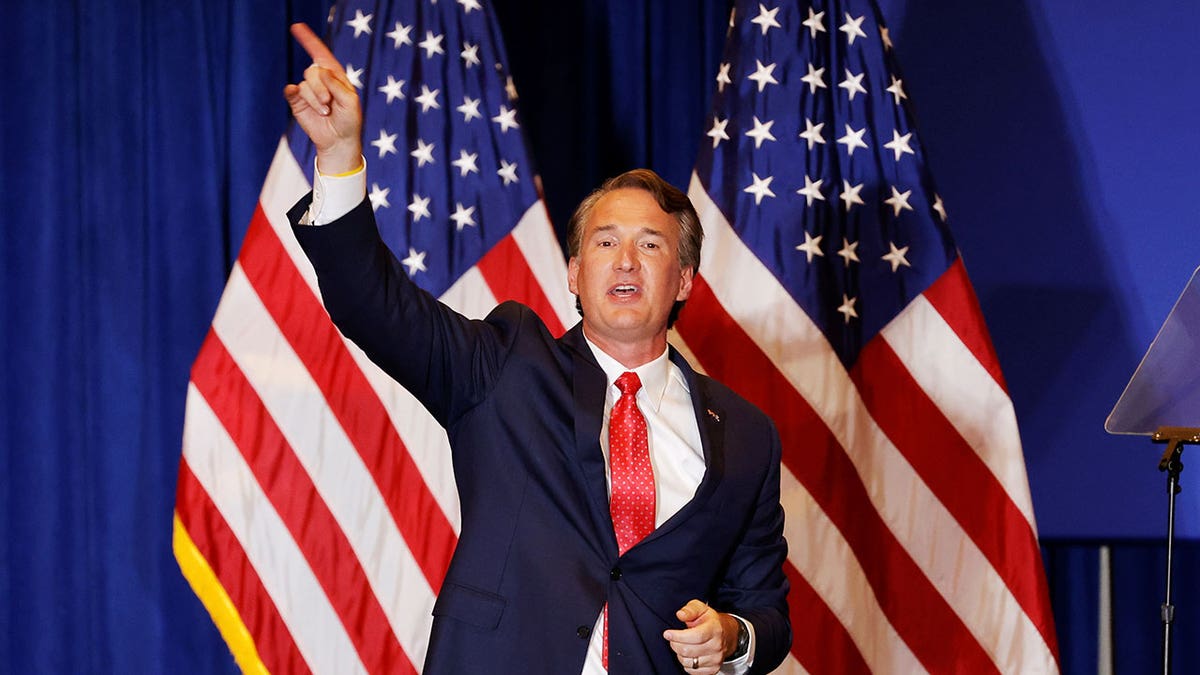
[604,371,655,669]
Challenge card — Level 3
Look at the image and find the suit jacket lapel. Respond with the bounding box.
[562,325,619,557]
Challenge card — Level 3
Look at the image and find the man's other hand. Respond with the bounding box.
[662,599,740,674]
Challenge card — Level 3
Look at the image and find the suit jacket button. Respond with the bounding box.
[577,625,591,639]
[610,567,622,580]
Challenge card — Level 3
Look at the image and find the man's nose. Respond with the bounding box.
[614,243,639,270]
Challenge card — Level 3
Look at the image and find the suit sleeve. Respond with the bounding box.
[289,193,515,426]
[718,420,792,674]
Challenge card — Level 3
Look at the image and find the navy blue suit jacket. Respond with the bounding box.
[291,196,791,674]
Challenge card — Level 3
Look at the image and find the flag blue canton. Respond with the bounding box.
[287,0,539,297]
[695,0,958,367]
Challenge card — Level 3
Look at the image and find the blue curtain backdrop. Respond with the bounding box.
[3,0,1198,673]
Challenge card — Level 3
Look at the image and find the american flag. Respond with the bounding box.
[671,1,1061,672]
[174,1,574,672]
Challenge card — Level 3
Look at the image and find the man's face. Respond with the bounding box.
[567,188,694,352]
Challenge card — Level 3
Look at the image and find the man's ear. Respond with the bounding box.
[567,256,580,295]
[676,265,695,302]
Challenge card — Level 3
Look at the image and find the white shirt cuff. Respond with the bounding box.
[300,155,367,226]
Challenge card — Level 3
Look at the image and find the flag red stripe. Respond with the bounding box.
[923,259,1008,393]
[782,563,871,675]
[176,460,311,675]
[238,205,456,591]
[854,321,1060,661]
[476,234,567,337]
[677,276,998,673]
[191,330,415,674]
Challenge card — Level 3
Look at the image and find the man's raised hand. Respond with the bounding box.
[283,23,363,175]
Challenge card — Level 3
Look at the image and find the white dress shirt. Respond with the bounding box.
[580,338,753,674]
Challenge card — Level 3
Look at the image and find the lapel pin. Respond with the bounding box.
[707,408,721,422]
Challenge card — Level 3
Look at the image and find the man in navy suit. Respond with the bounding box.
[285,24,790,674]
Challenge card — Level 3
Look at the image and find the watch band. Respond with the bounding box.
[730,617,750,659]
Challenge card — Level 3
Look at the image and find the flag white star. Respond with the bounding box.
[370,129,398,158]
[801,63,827,94]
[461,42,480,68]
[505,76,518,100]
[492,105,520,133]
[378,75,406,103]
[415,85,441,112]
[751,4,782,35]
[838,238,860,265]
[933,194,947,221]
[345,64,364,89]
[449,202,477,230]
[707,117,730,148]
[457,96,482,122]
[410,139,436,166]
[497,159,519,185]
[799,118,825,149]
[840,180,865,211]
[386,22,413,48]
[795,231,824,262]
[744,116,777,148]
[837,294,859,323]
[743,172,776,205]
[883,130,915,161]
[716,62,732,93]
[882,242,912,272]
[418,31,445,58]
[346,9,373,38]
[402,247,427,276]
[884,186,914,216]
[368,183,390,211]
[408,194,431,222]
[886,76,907,105]
[803,8,826,38]
[457,0,482,13]
[840,13,867,44]
[839,69,867,101]
[796,175,825,206]
[837,124,868,156]
[451,149,479,176]
[747,60,779,92]
[880,25,894,49]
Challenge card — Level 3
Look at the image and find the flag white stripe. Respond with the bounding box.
[441,265,501,318]
[183,384,367,675]
[510,202,578,328]
[780,468,926,674]
[772,655,811,675]
[260,140,321,297]
[880,295,1038,528]
[212,265,437,665]
[689,173,1055,672]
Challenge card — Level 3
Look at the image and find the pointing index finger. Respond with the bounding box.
[290,23,342,72]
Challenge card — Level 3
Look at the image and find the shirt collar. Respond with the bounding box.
[583,336,679,413]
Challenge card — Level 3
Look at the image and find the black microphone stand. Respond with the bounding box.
[1152,427,1200,675]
